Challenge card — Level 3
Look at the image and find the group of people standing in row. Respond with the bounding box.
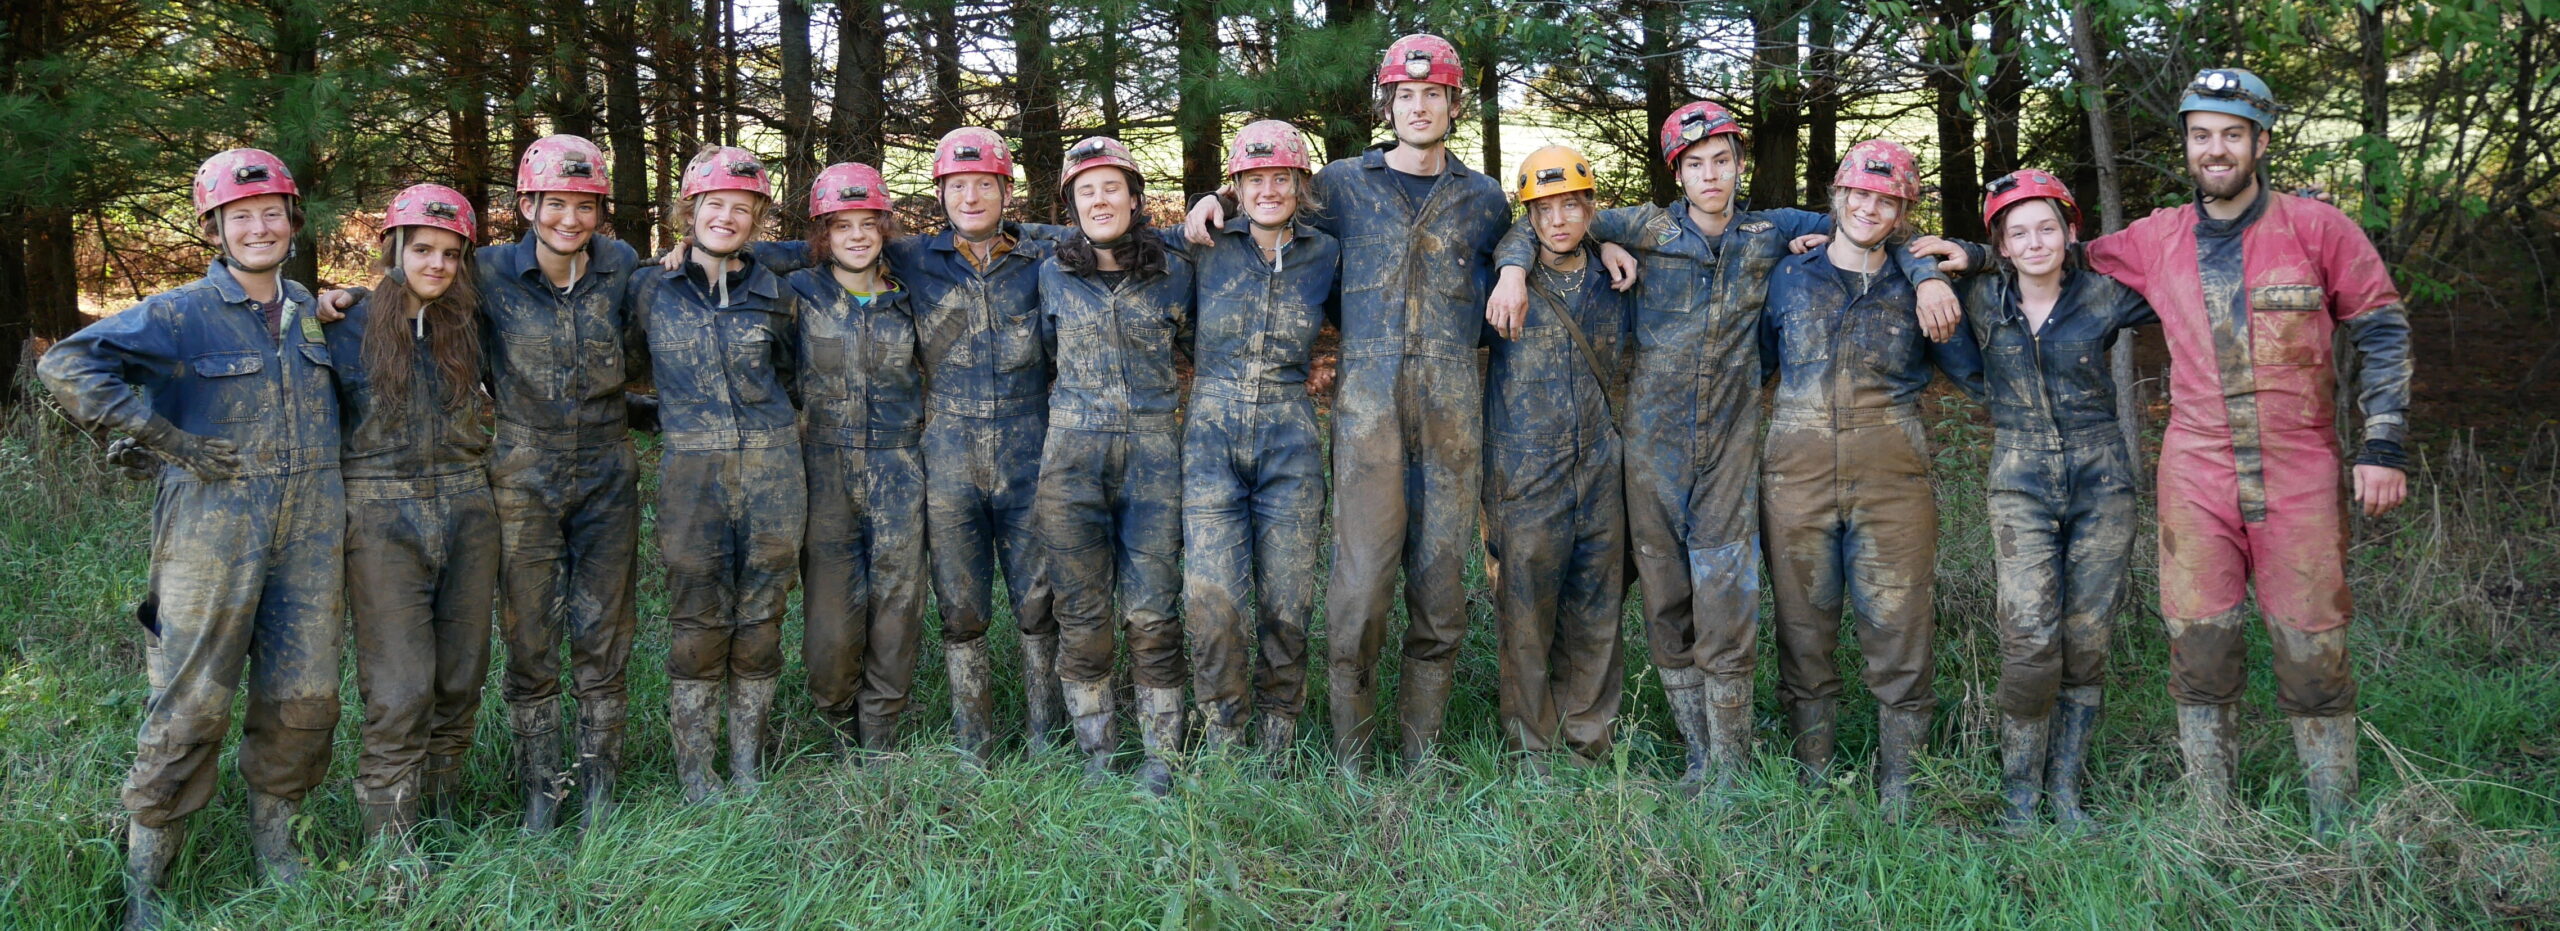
[42,31,2415,930]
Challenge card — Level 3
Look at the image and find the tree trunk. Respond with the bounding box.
[1983,6,2024,177]
[1318,0,1374,162]
[1930,9,1981,242]
[24,209,78,337]
[552,0,596,138]
[1015,0,1063,222]
[930,0,964,132]
[272,0,325,288]
[1176,0,1222,201]
[1643,0,1679,204]
[1749,2,1800,210]
[2357,2,2394,247]
[780,0,816,219]
[831,0,887,166]
[701,0,724,147]
[453,89,494,244]
[603,0,652,252]
[2070,2,2140,486]
[1476,32,1500,177]
[1804,0,1839,209]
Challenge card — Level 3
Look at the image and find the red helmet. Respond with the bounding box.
[1376,34,1462,88]
[1832,139,1920,204]
[1981,169,2081,235]
[1060,136,1142,194]
[932,127,1015,181]
[1226,120,1314,176]
[192,148,298,217]
[810,162,892,218]
[1659,101,1743,167]
[680,146,771,201]
[384,183,477,241]
[516,135,611,199]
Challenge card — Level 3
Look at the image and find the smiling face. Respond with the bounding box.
[1832,186,1906,250]
[690,190,762,253]
[216,194,296,271]
[2184,109,2265,201]
[1676,136,1744,218]
[1995,198,2072,280]
[940,172,1011,239]
[1529,191,1593,257]
[1070,167,1137,243]
[824,210,886,272]
[1386,82,1455,149]
[521,192,602,255]
[399,226,468,301]
[1234,167,1300,228]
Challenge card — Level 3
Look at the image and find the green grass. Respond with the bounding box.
[2,394,2554,929]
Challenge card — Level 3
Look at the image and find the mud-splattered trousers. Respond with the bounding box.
[38,262,344,829]
[1949,260,2157,717]
[1182,218,1338,731]
[1036,253,1194,689]
[478,237,644,719]
[1482,260,1632,758]
[884,230,1057,653]
[325,298,500,809]
[2084,193,2413,716]
[1759,253,1984,715]
[632,258,806,685]
[1306,144,1513,755]
[788,268,928,731]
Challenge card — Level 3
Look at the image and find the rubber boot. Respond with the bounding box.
[2175,703,2238,820]
[511,701,565,832]
[1330,671,1379,767]
[670,677,727,804]
[1875,708,1930,822]
[945,639,995,761]
[1022,633,1065,754]
[419,752,461,825]
[356,778,423,904]
[1064,677,1115,781]
[1996,711,2050,832]
[822,712,860,756]
[1787,697,1838,788]
[576,694,626,830]
[1395,658,1455,768]
[1660,666,1711,793]
[1257,714,1297,759]
[248,791,308,885]
[2291,714,2359,838]
[124,818,184,931]
[2046,686,2101,833]
[859,711,901,753]
[727,676,778,795]
[1701,676,1755,790]
[1136,685,1185,797]
[1198,699,1247,755]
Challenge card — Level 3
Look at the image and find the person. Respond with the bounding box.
[1917,68,2414,834]
[1186,33,1511,767]
[1037,137,1196,795]
[633,145,805,803]
[41,149,343,928]
[1180,120,1339,756]
[1942,170,2154,831]
[1480,146,1631,768]
[325,185,501,858]
[789,162,929,756]
[1484,102,1959,792]
[1759,140,1981,817]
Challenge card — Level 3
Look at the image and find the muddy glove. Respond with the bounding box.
[103,436,160,481]
[131,417,243,482]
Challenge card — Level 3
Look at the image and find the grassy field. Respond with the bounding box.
[2,392,2555,930]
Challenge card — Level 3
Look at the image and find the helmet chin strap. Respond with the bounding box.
[213,213,293,278]
[535,230,587,294]
[689,239,742,307]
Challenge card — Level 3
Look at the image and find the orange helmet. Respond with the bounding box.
[1513,146,1596,204]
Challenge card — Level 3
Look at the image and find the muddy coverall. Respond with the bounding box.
[1483,258,1631,760]
[478,235,645,816]
[2082,192,2410,718]
[1759,250,1982,781]
[324,297,500,826]
[788,267,928,750]
[39,262,345,830]
[1182,217,1338,746]
[1310,144,1512,761]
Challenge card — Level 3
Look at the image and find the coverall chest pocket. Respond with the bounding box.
[2044,338,2107,405]
[722,315,783,406]
[190,350,269,423]
[580,332,624,398]
[993,306,1042,372]
[1338,234,1394,295]
[1641,254,1696,312]
[341,365,405,457]
[1776,307,1832,365]
[497,328,560,400]
[802,333,853,401]
[2249,284,2327,367]
[1054,319,1108,389]
[1983,340,2034,412]
[1256,301,1321,362]
[872,320,917,378]
[1123,318,1176,389]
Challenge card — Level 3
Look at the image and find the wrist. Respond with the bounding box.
[2356,438,2409,471]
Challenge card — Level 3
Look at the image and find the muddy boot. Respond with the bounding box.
[1256,714,1297,760]
[575,695,626,831]
[2291,714,2359,838]
[2175,703,2239,820]
[356,778,424,903]
[1702,676,1755,790]
[1875,708,1930,822]
[1394,658,1455,768]
[247,791,308,885]
[123,818,184,931]
[822,712,860,757]
[1996,711,2051,833]
[1022,633,1065,754]
[727,676,778,795]
[670,678,727,804]
[1330,672,1379,767]
[2046,687,2101,833]
[1786,698,1838,788]
[511,701,565,833]
[419,752,461,825]
[1198,699,1247,755]
[1661,666,1712,793]
[1136,686,1185,797]
[1064,677,1115,781]
[945,639,995,761]
[860,711,901,754]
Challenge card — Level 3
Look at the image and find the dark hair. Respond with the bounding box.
[1055,169,1167,278]
[362,229,484,413]
[805,209,903,268]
